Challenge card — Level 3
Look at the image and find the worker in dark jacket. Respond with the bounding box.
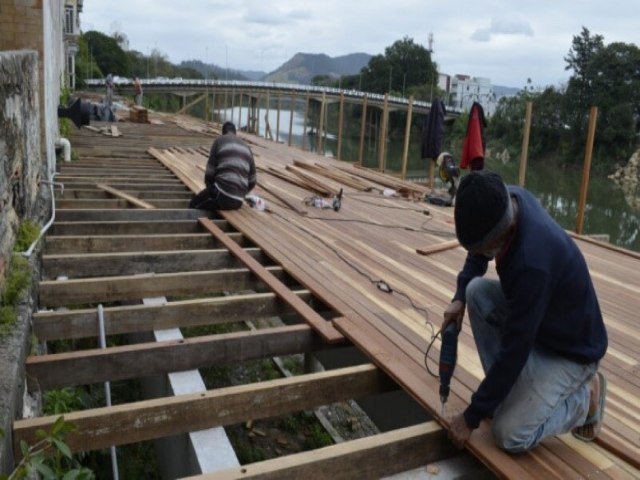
[444,170,608,452]
[189,121,256,211]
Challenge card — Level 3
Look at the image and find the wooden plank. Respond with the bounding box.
[96,183,156,209]
[27,325,323,390]
[13,364,395,456]
[199,217,344,344]
[334,315,556,480]
[42,248,266,279]
[195,422,455,480]
[54,208,209,221]
[285,165,338,196]
[44,233,245,254]
[49,220,207,236]
[38,266,286,307]
[416,239,460,256]
[32,290,311,341]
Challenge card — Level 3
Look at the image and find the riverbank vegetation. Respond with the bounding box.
[327,28,639,170]
[76,27,638,170]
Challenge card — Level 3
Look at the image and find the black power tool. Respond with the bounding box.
[439,321,460,413]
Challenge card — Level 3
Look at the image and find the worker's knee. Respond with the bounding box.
[491,417,537,453]
[465,277,486,305]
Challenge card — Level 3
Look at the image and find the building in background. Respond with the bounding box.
[0,0,82,174]
[63,0,83,89]
[448,75,495,113]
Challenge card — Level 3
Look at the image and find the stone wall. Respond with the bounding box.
[0,0,65,177]
[0,50,48,475]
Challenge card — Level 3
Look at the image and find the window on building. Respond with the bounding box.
[64,6,74,35]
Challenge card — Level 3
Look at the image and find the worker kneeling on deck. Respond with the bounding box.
[443,170,608,453]
[190,121,256,211]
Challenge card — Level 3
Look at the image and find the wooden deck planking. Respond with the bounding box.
[16,117,634,478]
[147,123,639,477]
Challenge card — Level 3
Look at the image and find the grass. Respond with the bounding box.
[0,255,31,336]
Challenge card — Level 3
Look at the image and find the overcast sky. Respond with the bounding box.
[81,1,638,88]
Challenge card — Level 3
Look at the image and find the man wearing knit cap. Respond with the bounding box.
[444,170,608,452]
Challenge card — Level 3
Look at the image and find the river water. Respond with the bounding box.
[217,107,640,252]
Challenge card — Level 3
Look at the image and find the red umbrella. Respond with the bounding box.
[460,101,486,170]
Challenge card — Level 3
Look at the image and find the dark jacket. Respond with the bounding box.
[205,133,256,200]
[454,186,608,429]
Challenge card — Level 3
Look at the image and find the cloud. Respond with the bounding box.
[471,16,534,42]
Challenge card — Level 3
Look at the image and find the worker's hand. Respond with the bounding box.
[448,413,472,449]
[443,300,465,331]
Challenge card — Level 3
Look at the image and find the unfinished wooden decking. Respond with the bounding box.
[14,113,639,479]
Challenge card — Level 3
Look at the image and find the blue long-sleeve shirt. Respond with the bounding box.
[454,186,608,429]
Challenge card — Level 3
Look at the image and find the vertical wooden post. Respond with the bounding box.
[302,94,310,151]
[576,106,598,235]
[205,91,209,122]
[223,90,228,123]
[317,92,326,154]
[288,94,296,147]
[378,93,389,173]
[276,95,281,143]
[519,100,533,186]
[337,93,345,160]
[400,96,414,180]
[230,90,236,125]
[238,92,243,129]
[428,159,435,189]
[256,94,261,137]
[264,91,273,140]
[358,95,368,166]
[210,90,216,122]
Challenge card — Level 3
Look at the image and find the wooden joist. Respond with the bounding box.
[42,248,265,279]
[14,364,396,456]
[27,324,322,390]
[44,233,243,254]
[33,290,311,341]
[38,266,286,307]
[49,220,206,236]
[199,217,344,344]
[195,422,455,480]
[54,208,207,221]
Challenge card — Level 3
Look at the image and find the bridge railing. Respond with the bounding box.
[84,78,463,114]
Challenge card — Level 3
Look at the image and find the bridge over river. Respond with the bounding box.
[86,78,462,178]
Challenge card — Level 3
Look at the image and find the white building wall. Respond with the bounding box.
[43,0,66,177]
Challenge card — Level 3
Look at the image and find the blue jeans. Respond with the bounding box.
[466,277,596,452]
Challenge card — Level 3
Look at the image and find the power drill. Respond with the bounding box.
[332,188,343,212]
[439,321,460,414]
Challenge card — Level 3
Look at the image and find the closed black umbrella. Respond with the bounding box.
[421,98,446,160]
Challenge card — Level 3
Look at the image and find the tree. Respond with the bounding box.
[83,30,130,78]
[586,42,640,161]
[562,27,605,156]
[345,37,437,99]
[564,27,605,81]
[562,29,640,164]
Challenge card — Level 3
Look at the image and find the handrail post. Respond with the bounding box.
[518,100,533,186]
[576,106,598,235]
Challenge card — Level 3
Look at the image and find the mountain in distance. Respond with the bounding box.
[264,52,372,84]
[181,52,370,85]
[183,54,519,92]
[493,85,520,97]
[180,59,257,81]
